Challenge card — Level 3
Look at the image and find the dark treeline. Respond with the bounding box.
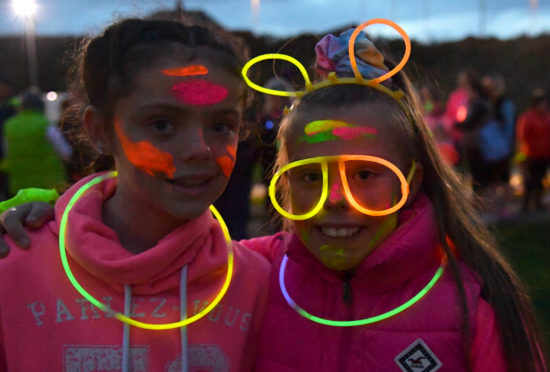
[1,18,549,113]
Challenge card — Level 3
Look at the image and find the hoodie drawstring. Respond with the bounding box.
[180,264,189,372]
[122,284,132,372]
[121,264,188,372]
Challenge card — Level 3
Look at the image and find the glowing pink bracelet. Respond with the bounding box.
[279,254,444,326]
[59,171,234,330]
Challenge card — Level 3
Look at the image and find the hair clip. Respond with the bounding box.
[242,18,411,106]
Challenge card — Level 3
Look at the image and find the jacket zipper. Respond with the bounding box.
[342,271,353,305]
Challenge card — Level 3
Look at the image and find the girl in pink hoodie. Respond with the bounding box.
[239,20,546,371]
[0,18,270,371]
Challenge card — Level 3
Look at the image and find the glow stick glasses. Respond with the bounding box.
[269,155,415,220]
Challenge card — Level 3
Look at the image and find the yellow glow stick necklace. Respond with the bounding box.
[59,171,234,330]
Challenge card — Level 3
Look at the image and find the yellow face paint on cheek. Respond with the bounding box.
[114,120,176,178]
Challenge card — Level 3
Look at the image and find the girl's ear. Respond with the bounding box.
[83,106,113,155]
[405,162,423,206]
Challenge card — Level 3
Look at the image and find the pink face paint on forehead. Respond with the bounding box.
[114,119,176,178]
[172,80,228,106]
[332,126,378,140]
[162,65,208,77]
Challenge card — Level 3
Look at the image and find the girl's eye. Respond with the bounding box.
[150,120,175,134]
[298,171,322,183]
[352,169,374,181]
[211,121,237,135]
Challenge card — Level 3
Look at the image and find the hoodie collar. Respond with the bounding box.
[51,173,229,295]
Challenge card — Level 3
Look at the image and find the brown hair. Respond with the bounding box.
[61,18,250,177]
[274,68,547,371]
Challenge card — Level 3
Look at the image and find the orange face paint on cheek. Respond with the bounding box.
[215,145,237,178]
[172,80,228,106]
[114,120,176,178]
[162,65,208,77]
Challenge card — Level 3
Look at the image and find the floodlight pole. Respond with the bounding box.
[25,15,39,90]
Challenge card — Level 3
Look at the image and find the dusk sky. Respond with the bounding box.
[1,0,549,43]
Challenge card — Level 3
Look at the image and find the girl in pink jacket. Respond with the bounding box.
[0,18,270,371]
[240,19,546,371]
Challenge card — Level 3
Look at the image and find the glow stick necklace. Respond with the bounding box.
[279,254,444,326]
[59,171,234,330]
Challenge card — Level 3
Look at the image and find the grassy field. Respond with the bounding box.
[491,214,550,349]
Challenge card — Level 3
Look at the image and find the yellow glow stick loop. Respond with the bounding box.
[59,171,234,330]
[241,53,311,97]
[269,155,411,220]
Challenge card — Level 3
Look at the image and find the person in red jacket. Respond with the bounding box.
[517,88,550,211]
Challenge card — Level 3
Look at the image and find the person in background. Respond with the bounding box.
[0,76,17,200]
[453,69,493,199]
[421,84,459,165]
[1,92,67,197]
[516,88,550,212]
[481,73,517,216]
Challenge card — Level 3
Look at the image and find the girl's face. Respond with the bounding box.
[285,103,416,271]
[106,50,244,224]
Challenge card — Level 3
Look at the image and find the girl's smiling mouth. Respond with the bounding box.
[316,225,364,239]
[167,173,217,194]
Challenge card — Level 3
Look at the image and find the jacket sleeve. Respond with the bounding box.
[470,298,507,371]
[238,233,286,263]
[0,305,6,370]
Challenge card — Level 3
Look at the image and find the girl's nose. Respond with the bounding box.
[180,127,212,162]
[323,171,348,210]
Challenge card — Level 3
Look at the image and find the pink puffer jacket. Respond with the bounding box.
[243,194,506,372]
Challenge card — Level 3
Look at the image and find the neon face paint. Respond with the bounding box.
[172,80,228,106]
[332,126,377,140]
[114,120,176,178]
[304,120,350,135]
[162,65,208,77]
[329,183,343,204]
[319,244,344,257]
[215,145,237,177]
[301,120,377,144]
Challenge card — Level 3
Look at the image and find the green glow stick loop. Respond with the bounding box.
[279,254,445,327]
[59,171,234,330]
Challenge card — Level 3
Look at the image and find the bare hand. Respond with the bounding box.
[0,202,55,257]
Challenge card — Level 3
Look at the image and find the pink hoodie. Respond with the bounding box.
[0,173,270,371]
[243,194,507,371]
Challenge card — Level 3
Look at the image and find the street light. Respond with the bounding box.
[12,0,39,90]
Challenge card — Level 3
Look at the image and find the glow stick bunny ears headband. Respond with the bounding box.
[241,18,411,108]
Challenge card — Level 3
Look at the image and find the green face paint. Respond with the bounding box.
[300,120,378,144]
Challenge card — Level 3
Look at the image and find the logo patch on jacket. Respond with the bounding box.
[394,339,442,372]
